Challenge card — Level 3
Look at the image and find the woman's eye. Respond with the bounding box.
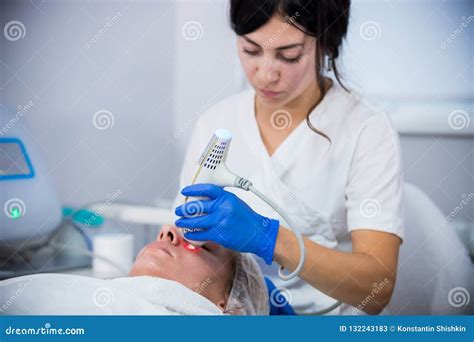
[279,55,302,64]
[243,49,260,56]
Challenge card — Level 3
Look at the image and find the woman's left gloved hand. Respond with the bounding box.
[174,183,279,265]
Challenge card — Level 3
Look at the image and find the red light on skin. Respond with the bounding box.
[183,241,199,251]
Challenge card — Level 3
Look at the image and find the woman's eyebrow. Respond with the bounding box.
[243,36,304,50]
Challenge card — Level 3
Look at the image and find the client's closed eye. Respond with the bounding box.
[201,244,212,252]
[200,242,220,254]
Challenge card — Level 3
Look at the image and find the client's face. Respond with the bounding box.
[129,225,235,310]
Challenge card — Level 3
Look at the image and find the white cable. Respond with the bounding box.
[247,185,306,281]
[302,301,342,315]
[235,177,342,314]
[233,177,304,280]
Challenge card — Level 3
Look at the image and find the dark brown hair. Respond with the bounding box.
[230,0,351,142]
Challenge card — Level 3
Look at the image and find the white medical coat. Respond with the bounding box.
[173,81,404,315]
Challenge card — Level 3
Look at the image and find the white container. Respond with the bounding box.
[92,233,134,278]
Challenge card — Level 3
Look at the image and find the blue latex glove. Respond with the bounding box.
[264,277,296,315]
[174,183,279,265]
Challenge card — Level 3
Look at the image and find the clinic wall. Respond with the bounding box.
[343,0,472,101]
[172,0,244,155]
[0,0,178,207]
[399,135,473,225]
[0,29,3,105]
[340,0,473,224]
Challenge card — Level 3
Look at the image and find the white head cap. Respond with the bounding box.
[224,253,269,315]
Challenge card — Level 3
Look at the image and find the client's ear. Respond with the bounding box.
[217,300,227,311]
[217,288,231,312]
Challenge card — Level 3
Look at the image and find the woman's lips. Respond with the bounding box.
[259,88,282,98]
[146,241,173,257]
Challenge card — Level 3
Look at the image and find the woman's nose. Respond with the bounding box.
[158,225,180,246]
[257,58,279,84]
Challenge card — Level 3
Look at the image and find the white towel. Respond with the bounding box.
[0,274,222,315]
[112,276,222,315]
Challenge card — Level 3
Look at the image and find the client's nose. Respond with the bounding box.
[158,225,180,246]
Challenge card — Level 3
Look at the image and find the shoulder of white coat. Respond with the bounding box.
[339,88,397,137]
[197,88,253,126]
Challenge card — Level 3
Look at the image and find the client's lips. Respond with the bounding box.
[147,241,173,257]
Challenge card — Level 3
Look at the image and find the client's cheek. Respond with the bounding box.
[131,253,164,276]
[186,271,215,294]
[129,262,145,276]
[178,257,211,281]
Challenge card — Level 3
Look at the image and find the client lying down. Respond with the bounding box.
[0,226,269,315]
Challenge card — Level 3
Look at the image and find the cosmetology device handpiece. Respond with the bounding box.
[180,128,305,281]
